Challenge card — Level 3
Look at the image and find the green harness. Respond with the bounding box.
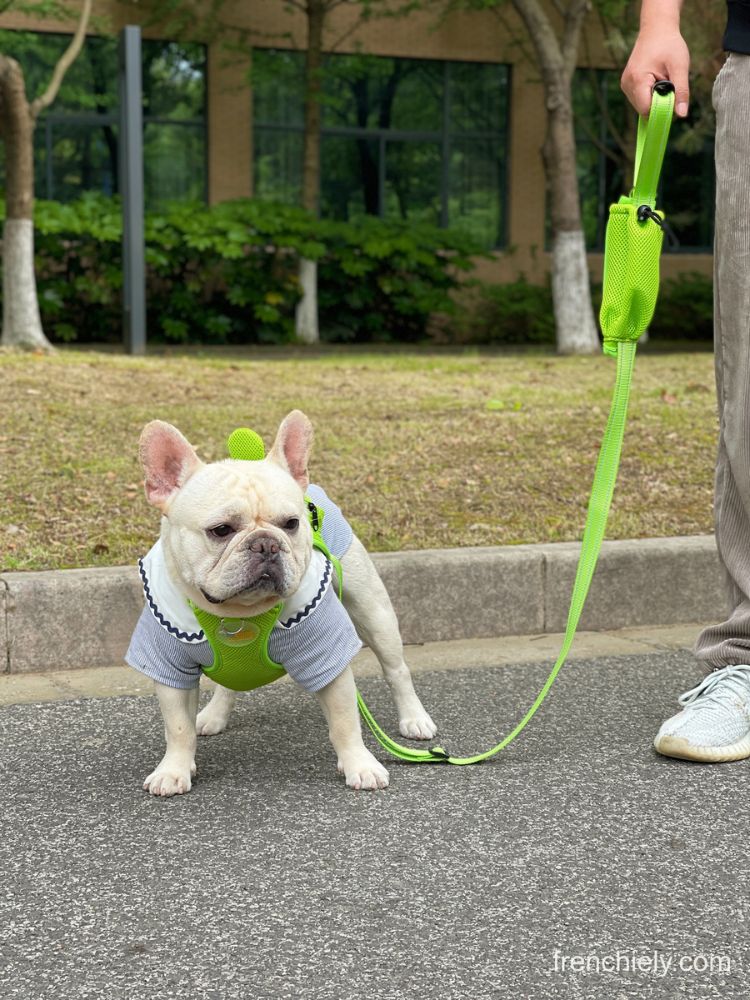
[189,428,342,692]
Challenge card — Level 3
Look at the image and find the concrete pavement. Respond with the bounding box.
[1,633,749,999]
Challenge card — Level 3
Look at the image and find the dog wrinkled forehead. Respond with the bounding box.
[168,457,306,527]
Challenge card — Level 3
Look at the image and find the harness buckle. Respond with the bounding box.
[307,500,320,532]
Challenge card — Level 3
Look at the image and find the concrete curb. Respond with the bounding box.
[0,535,725,675]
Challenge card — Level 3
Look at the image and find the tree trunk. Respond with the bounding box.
[301,0,324,216]
[509,0,598,354]
[0,56,52,351]
[295,0,326,345]
[542,74,599,355]
[295,257,319,345]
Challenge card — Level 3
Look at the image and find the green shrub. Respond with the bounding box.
[2,195,712,346]
[452,270,712,346]
[1,194,485,345]
[649,271,713,340]
[453,278,556,345]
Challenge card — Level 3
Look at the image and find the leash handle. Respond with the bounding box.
[632,81,675,208]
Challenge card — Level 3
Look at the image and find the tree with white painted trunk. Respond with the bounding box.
[453,0,602,353]
[506,0,600,353]
[503,0,708,351]
[0,0,92,350]
[295,0,327,345]
[290,0,387,345]
[151,0,386,345]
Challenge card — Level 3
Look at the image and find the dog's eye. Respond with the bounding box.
[283,518,299,532]
[209,524,236,539]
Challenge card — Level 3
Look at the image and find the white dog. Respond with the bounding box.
[127,411,436,796]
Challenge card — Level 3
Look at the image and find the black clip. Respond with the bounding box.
[637,204,680,247]
[652,80,675,97]
[307,500,320,532]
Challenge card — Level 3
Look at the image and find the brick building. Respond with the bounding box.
[0,0,714,285]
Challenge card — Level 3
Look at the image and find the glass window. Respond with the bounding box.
[384,140,442,225]
[449,61,508,134]
[320,135,378,219]
[142,41,206,121]
[663,135,714,249]
[252,47,305,127]
[144,122,206,203]
[573,68,714,252]
[253,49,509,250]
[322,56,443,132]
[448,139,504,248]
[0,30,206,208]
[573,70,627,251]
[254,129,303,204]
[386,62,443,132]
[36,119,119,202]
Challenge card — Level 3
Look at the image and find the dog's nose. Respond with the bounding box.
[248,535,280,556]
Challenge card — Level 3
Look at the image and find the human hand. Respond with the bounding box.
[621,29,690,118]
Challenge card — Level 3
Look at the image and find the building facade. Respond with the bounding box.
[0,0,714,285]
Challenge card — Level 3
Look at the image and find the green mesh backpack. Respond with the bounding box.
[600,81,675,357]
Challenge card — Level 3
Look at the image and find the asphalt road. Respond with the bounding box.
[1,650,748,1000]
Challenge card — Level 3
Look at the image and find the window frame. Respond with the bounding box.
[0,30,210,206]
[252,51,511,250]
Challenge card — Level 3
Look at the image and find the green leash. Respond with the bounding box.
[357,83,676,765]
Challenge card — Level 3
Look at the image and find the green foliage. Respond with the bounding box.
[455,279,556,345]
[0,193,484,344]
[452,270,713,346]
[0,2,75,25]
[649,272,713,341]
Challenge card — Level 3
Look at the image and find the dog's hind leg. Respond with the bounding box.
[196,679,237,736]
[340,535,437,740]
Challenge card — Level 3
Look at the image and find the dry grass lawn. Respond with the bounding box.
[0,344,717,572]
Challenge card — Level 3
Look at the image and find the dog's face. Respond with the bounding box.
[139,411,314,618]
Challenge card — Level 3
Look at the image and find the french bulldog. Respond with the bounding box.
[130,410,436,795]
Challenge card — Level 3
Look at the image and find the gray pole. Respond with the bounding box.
[118,26,146,355]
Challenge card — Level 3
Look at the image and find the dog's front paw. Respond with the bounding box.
[399,710,437,741]
[143,757,196,797]
[337,749,389,790]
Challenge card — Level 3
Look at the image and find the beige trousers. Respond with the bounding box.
[694,53,750,668]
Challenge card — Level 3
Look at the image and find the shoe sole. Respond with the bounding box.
[654,733,750,763]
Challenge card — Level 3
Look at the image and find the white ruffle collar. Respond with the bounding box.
[138,539,332,644]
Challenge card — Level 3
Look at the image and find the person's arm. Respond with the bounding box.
[621,0,690,117]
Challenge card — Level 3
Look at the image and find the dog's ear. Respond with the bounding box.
[268,410,313,490]
[139,421,203,512]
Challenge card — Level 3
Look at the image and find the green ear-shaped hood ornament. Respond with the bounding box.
[227,427,265,461]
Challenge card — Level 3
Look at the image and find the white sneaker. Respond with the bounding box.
[654,664,750,762]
